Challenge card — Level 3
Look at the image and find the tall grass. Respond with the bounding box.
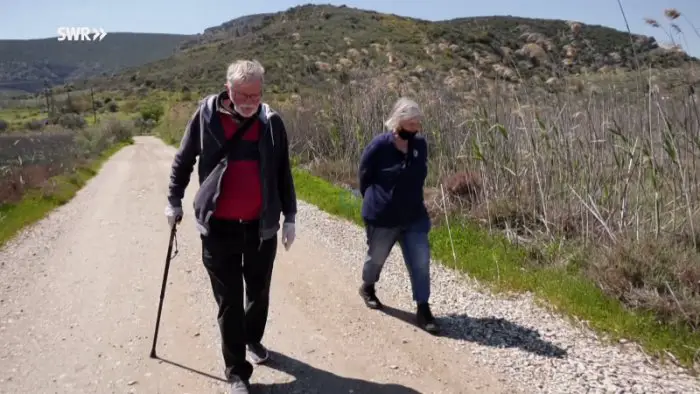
[149,67,700,333]
[277,67,700,333]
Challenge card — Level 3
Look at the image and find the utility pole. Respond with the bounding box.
[49,88,56,118]
[43,80,50,116]
[90,85,97,124]
[65,85,72,114]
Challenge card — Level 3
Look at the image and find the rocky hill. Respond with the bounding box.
[176,13,273,51]
[0,33,191,93]
[87,4,694,95]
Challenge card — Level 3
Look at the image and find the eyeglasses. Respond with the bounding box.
[233,91,261,102]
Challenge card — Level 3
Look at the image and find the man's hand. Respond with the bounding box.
[165,205,183,228]
[282,222,295,251]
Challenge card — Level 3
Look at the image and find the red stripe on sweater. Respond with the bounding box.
[212,113,262,220]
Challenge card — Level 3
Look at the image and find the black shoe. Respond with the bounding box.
[359,283,383,309]
[247,342,270,364]
[416,302,440,334]
[228,375,250,394]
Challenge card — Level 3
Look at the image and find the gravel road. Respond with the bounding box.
[1,136,699,394]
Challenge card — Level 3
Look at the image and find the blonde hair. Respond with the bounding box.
[226,60,265,86]
[384,97,423,131]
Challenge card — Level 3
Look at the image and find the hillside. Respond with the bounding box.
[0,33,191,93]
[87,4,695,94]
[177,13,274,51]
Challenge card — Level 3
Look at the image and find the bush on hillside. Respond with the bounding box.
[25,120,44,131]
[60,96,91,114]
[75,118,134,158]
[134,118,157,134]
[57,113,86,129]
[139,101,164,123]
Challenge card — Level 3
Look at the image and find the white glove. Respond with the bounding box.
[282,222,295,251]
[165,205,183,228]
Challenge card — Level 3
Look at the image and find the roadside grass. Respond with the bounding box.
[291,167,700,371]
[0,140,132,248]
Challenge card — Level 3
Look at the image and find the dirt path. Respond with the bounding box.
[0,136,512,394]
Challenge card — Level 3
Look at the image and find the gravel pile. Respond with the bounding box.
[295,200,700,394]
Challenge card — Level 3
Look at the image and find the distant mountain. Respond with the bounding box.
[85,4,696,95]
[5,4,694,96]
[0,32,191,92]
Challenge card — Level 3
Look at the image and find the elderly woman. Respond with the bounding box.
[357,97,438,334]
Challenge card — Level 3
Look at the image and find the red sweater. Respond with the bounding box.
[212,111,263,221]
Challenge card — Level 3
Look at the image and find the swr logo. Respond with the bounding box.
[57,27,107,42]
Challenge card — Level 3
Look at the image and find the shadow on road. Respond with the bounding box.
[379,305,567,358]
[155,356,228,382]
[153,352,422,392]
[252,351,422,393]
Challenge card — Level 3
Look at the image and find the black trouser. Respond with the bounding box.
[200,217,277,382]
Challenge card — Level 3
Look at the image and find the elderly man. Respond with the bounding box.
[165,59,297,393]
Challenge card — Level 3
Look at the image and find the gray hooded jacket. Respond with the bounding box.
[166,91,297,240]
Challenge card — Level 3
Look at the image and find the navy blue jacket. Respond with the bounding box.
[358,132,430,231]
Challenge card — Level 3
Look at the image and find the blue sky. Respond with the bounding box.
[2,0,700,55]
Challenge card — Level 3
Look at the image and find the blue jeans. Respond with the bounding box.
[361,220,431,303]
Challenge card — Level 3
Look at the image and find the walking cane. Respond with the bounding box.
[149,220,179,358]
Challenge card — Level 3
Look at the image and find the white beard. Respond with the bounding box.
[234,104,258,118]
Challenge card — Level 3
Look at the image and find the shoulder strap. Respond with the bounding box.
[213,107,260,163]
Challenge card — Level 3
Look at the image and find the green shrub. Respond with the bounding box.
[57,113,86,129]
[75,118,134,157]
[139,101,165,123]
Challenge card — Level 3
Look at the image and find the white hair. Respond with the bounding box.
[226,59,265,86]
[384,97,423,131]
